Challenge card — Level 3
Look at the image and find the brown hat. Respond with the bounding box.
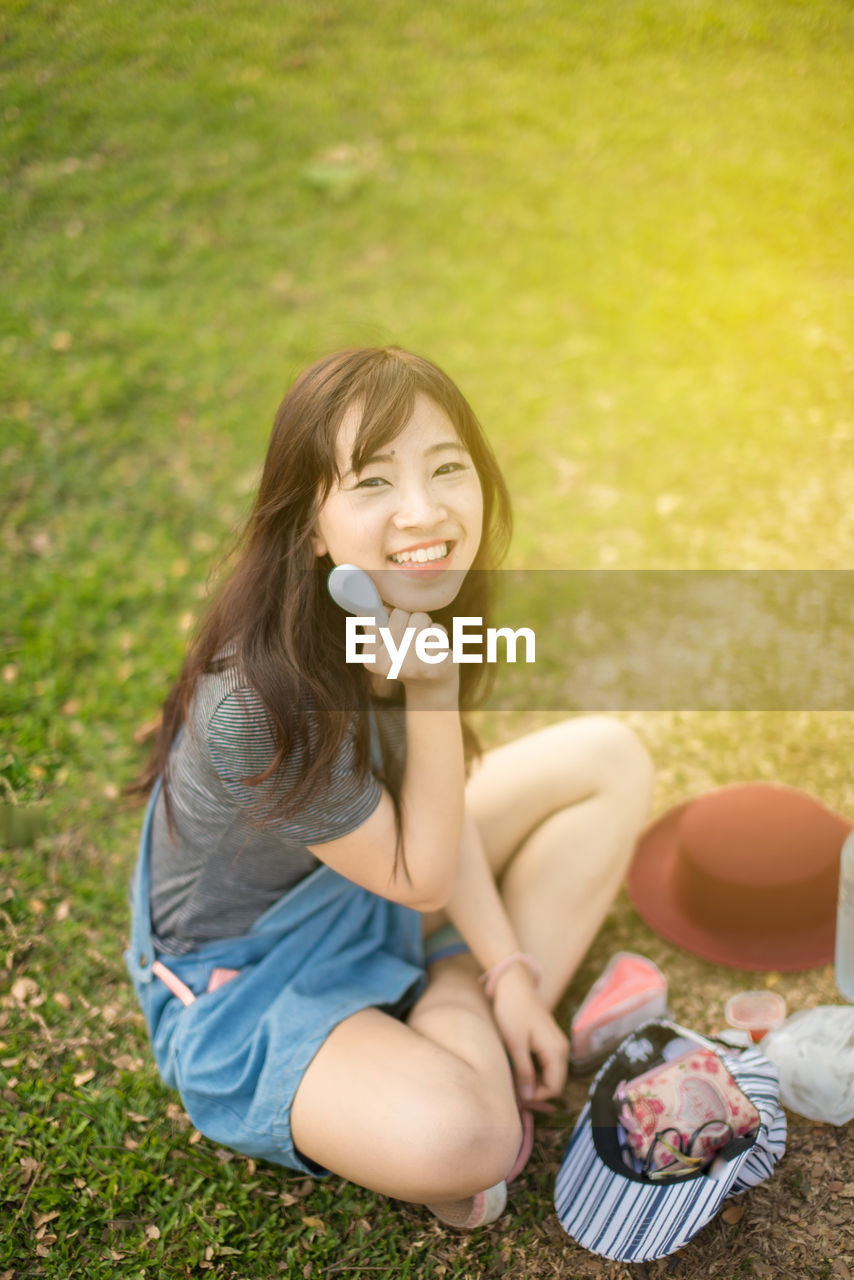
[627,783,852,972]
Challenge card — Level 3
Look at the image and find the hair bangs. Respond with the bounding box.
[348,361,418,475]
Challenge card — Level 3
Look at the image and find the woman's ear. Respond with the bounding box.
[311,528,328,558]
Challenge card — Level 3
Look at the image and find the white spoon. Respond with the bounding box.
[327,564,389,625]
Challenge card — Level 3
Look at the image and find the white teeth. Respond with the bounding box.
[390,542,449,564]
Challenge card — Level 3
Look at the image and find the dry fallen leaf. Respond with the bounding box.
[300,1215,326,1232]
[33,1211,60,1229]
[11,978,40,1004]
[28,531,51,556]
[72,1068,95,1087]
[721,1203,744,1225]
[145,1225,161,1241]
[19,1157,41,1185]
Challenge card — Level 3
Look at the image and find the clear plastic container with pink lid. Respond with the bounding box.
[724,990,788,1042]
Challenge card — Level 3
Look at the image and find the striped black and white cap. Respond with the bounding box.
[555,1020,787,1263]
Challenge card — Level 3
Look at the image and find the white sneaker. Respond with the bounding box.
[426,1180,507,1229]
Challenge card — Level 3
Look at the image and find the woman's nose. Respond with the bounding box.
[392,480,447,529]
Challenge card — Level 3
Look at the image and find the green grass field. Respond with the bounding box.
[3,2,853,1276]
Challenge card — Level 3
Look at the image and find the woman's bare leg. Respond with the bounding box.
[291,715,652,1205]
[465,715,654,1008]
[289,954,521,1203]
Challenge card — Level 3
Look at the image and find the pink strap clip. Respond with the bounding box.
[152,960,197,1007]
[152,961,241,1006]
[479,951,543,999]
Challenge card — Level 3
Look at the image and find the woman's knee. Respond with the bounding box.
[574,715,655,817]
[413,1082,523,1198]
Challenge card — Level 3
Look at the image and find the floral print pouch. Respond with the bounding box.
[614,1047,761,1178]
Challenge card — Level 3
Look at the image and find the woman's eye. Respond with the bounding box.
[355,475,388,489]
[434,462,467,476]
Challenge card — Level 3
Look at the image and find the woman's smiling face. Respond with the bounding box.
[313,392,484,615]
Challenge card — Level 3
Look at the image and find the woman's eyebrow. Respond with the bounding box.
[344,441,467,476]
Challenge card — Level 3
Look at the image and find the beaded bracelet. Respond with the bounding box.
[479,951,544,999]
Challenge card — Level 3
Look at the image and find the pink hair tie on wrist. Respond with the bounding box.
[479,952,543,999]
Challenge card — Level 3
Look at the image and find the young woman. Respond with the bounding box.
[126,346,654,1228]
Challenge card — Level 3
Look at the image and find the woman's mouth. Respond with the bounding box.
[387,540,455,573]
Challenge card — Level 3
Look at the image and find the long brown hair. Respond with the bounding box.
[135,347,512,828]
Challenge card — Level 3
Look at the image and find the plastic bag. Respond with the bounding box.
[760,1005,854,1125]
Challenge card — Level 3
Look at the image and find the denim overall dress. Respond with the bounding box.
[125,778,429,1174]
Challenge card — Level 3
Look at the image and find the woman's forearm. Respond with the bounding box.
[442,807,571,1103]
[443,808,524,970]
[397,689,466,911]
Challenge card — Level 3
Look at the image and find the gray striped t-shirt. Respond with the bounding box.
[149,664,403,955]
